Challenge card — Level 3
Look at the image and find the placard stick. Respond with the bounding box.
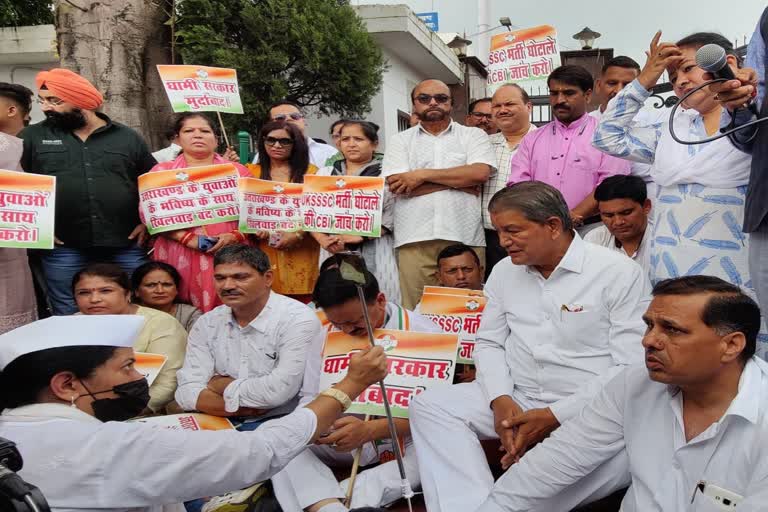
[216,111,230,148]
[344,413,371,507]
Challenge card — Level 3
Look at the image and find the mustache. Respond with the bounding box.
[221,289,242,296]
[553,103,570,110]
[43,109,87,130]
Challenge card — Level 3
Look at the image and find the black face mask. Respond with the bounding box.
[81,378,150,422]
[43,108,87,131]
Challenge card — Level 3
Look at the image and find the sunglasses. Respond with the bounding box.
[414,94,451,105]
[470,112,493,120]
[272,112,304,122]
[264,136,294,147]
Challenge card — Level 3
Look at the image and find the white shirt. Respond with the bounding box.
[382,121,497,248]
[300,302,441,405]
[252,138,339,168]
[175,291,324,414]
[479,358,768,512]
[584,223,652,279]
[0,403,316,512]
[474,234,650,422]
[483,127,537,230]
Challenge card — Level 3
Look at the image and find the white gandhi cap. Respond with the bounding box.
[0,315,145,371]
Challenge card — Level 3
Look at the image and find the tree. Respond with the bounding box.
[176,0,385,133]
[0,0,53,26]
[54,0,175,148]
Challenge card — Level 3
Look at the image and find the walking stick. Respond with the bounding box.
[337,252,414,512]
[344,413,370,507]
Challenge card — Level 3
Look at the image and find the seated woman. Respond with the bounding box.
[146,112,253,312]
[247,121,320,302]
[73,263,188,413]
[131,261,202,333]
[313,120,401,303]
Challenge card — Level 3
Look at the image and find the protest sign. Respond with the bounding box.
[422,286,484,297]
[157,65,243,114]
[418,288,486,365]
[238,178,303,233]
[301,175,384,238]
[487,25,561,94]
[0,170,56,249]
[133,413,234,431]
[319,329,458,418]
[139,164,239,235]
[134,352,168,387]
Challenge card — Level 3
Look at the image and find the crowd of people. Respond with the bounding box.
[0,21,767,512]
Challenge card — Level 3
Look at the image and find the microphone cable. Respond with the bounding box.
[668,78,768,146]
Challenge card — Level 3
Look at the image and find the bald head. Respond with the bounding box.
[412,79,452,124]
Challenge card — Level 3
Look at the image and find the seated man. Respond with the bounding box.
[410,181,650,512]
[175,245,324,429]
[478,276,767,511]
[585,175,652,279]
[435,243,484,291]
[272,265,440,512]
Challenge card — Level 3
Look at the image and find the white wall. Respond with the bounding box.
[0,64,56,123]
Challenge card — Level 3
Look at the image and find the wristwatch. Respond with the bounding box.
[319,387,352,411]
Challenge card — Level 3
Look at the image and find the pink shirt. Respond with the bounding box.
[507,113,630,209]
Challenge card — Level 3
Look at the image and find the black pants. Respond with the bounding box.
[484,229,507,280]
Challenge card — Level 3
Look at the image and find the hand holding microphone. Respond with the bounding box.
[698,43,759,112]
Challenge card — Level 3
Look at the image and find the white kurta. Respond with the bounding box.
[478,358,768,512]
[0,403,316,512]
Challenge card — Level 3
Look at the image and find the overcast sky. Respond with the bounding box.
[352,0,766,63]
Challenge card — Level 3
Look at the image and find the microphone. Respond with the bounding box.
[695,44,736,81]
[0,438,50,512]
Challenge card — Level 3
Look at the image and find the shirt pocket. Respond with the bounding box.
[252,339,279,376]
[102,147,134,180]
[569,150,600,178]
[442,151,468,168]
[559,309,606,348]
[35,145,69,173]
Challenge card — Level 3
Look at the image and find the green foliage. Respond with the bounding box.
[176,0,385,133]
[0,0,53,27]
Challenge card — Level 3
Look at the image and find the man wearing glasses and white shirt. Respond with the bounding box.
[251,100,339,167]
[477,275,768,512]
[383,79,496,309]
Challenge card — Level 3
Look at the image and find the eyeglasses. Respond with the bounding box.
[414,94,451,105]
[264,136,294,147]
[37,96,65,107]
[272,112,304,122]
[469,112,493,120]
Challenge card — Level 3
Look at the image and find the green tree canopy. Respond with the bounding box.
[176,0,385,133]
[0,0,53,27]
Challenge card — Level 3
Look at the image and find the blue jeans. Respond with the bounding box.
[39,245,148,315]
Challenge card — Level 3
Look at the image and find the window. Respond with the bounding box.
[397,109,411,132]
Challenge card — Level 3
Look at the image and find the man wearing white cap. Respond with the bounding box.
[0,315,387,512]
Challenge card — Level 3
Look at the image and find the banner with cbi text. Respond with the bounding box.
[487,25,561,94]
[319,329,458,418]
[419,287,486,365]
[0,170,56,249]
[157,65,243,114]
[138,164,240,235]
[301,175,384,237]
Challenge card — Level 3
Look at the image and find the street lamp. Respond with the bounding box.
[499,17,513,31]
[573,27,601,50]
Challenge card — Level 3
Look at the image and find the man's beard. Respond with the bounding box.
[44,109,87,131]
[418,108,449,122]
